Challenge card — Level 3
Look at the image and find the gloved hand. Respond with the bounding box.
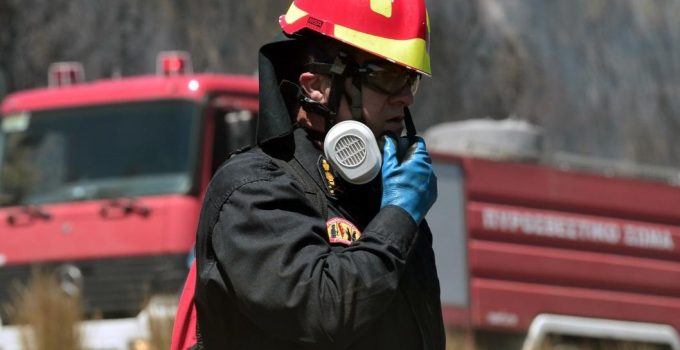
[380,135,437,224]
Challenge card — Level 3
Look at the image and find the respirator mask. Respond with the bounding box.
[323,115,418,187]
[323,119,418,185]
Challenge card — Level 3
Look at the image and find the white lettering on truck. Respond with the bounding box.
[482,208,675,251]
[624,224,674,251]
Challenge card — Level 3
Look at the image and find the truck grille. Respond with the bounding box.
[0,254,189,323]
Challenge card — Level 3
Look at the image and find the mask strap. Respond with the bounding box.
[345,73,364,122]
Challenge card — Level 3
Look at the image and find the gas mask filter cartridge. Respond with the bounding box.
[323,120,381,185]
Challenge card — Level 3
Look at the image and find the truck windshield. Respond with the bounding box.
[0,100,199,207]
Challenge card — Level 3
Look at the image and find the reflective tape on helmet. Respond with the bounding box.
[282,2,307,26]
[370,0,393,18]
[334,24,431,75]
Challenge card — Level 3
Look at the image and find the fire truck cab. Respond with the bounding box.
[0,52,258,348]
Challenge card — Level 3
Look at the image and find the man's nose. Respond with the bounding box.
[388,84,415,106]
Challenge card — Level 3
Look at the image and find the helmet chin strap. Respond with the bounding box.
[298,50,367,133]
[345,73,364,123]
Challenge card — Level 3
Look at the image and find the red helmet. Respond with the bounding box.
[280,0,431,76]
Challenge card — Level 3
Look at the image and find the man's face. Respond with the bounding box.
[329,54,418,137]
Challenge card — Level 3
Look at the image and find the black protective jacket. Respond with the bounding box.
[194,127,445,349]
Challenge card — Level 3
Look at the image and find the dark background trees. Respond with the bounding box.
[2,0,679,168]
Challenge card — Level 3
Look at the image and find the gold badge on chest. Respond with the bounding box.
[326,217,362,246]
[318,156,342,198]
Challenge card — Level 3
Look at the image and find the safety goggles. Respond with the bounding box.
[358,61,421,96]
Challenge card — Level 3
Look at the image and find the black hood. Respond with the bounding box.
[256,36,308,145]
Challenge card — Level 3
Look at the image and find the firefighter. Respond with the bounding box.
[193,0,444,348]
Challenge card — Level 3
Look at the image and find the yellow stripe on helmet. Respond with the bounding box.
[334,24,432,76]
[283,2,308,25]
[370,0,393,18]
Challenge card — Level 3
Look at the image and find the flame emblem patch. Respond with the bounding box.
[326,217,362,246]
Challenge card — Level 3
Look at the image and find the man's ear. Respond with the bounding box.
[299,72,327,103]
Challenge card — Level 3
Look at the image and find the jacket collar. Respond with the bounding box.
[291,127,328,195]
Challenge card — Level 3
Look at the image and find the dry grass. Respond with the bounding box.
[446,327,475,350]
[7,268,84,350]
[145,295,177,350]
[5,272,176,350]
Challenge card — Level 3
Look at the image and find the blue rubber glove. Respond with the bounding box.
[380,136,437,224]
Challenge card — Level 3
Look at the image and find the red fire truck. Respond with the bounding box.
[1,52,679,349]
[425,120,680,349]
[0,52,258,348]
